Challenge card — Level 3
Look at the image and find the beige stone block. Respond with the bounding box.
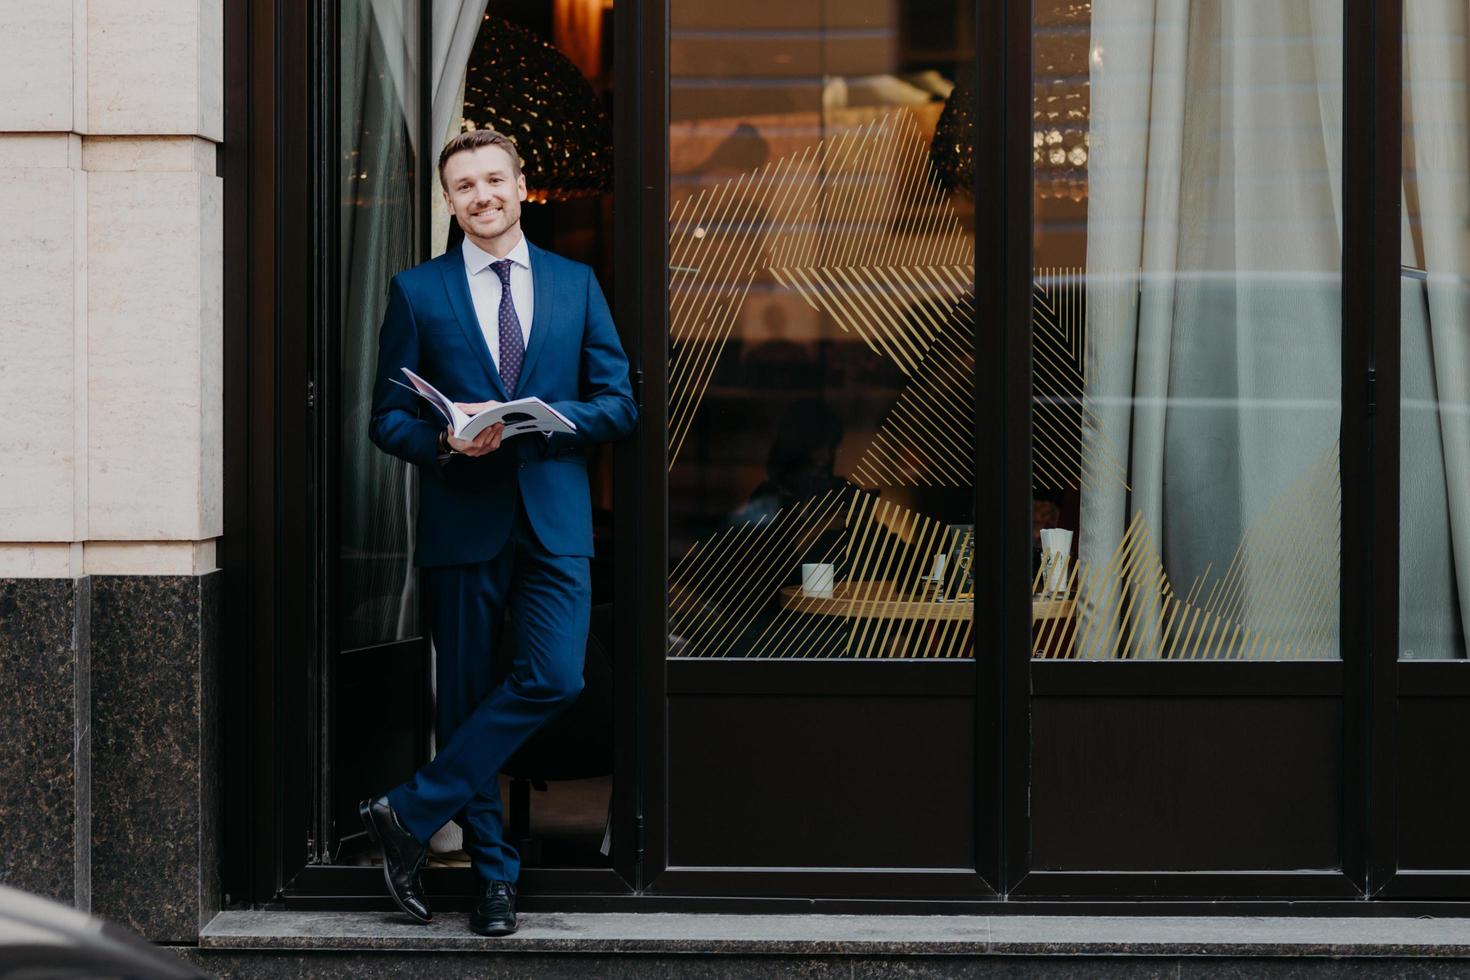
[88,170,221,540]
[197,175,222,535]
[72,141,88,543]
[0,2,76,131]
[73,0,87,134]
[83,539,216,575]
[198,0,222,143]
[0,134,81,169]
[0,163,82,542]
[88,0,222,140]
[0,543,82,577]
[82,136,216,175]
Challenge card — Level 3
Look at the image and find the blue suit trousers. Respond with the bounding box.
[388,499,589,884]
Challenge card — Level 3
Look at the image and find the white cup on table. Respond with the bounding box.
[1039,527,1073,597]
[800,562,835,599]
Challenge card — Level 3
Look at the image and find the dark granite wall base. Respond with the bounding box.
[0,576,90,909]
[92,572,221,944]
[173,950,1470,980]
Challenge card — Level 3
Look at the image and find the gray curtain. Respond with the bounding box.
[341,1,494,648]
[1080,0,1344,659]
[340,0,420,649]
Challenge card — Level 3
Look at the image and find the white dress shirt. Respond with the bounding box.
[462,234,534,372]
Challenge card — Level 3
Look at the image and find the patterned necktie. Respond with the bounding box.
[491,259,524,397]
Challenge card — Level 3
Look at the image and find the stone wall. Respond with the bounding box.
[0,0,223,944]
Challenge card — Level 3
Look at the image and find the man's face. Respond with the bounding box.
[441,144,527,247]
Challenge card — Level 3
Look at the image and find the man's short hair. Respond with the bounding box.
[438,129,523,190]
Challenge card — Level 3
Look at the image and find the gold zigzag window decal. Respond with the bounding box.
[1032,267,1131,493]
[670,490,975,659]
[1034,442,1341,660]
[667,111,972,471]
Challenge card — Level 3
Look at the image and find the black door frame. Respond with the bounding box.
[222,0,647,908]
[223,0,1465,914]
[221,0,318,907]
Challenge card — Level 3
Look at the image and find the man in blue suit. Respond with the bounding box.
[358,129,636,936]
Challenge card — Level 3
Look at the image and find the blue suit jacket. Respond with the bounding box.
[369,242,637,566]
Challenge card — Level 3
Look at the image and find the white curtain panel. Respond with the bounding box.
[429,3,491,256]
[367,0,491,155]
[366,0,421,152]
[1081,0,1344,658]
[1400,0,1470,659]
[367,0,489,255]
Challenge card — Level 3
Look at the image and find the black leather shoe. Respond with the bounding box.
[358,796,432,923]
[470,880,518,936]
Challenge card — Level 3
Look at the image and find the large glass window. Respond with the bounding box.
[1400,0,1470,661]
[1031,0,1345,660]
[666,0,978,660]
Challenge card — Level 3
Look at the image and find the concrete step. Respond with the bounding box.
[174,911,1470,978]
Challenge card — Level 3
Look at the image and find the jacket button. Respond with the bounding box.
[518,461,526,469]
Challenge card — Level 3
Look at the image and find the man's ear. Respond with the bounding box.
[517,174,528,202]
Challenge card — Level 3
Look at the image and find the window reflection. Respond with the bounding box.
[1031,0,1344,660]
[1399,0,1470,660]
[667,0,978,659]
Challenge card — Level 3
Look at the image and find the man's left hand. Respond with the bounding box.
[448,421,504,456]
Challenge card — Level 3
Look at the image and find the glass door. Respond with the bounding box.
[1016,0,1367,897]
[647,0,998,896]
[1379,0,1470,897]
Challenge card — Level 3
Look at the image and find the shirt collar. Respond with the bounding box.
[462,234,531,276]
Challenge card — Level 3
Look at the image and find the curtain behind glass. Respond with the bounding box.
[340,0,420,649]
[1077,0,1344,659]
[1400,0,1470,659]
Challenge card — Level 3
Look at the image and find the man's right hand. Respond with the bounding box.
[448,422,504,457]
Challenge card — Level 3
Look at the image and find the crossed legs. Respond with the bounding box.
[388,508,589,885]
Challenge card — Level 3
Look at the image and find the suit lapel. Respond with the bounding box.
[437,251,508,402]
[520,242,555,390]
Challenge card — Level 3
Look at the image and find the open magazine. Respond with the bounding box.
[392,367,577,440]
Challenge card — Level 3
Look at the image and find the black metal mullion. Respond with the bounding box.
[611,0,651,894]
[636,0,672,893]
[968,0,1007,899]
[1031,660,1344,696]
[276,0,319,892]
[1362,0,1404,898]
[974,0,1034,897]
[1011,870,1363,901]
[314,0,342,866]
[220,0,269,906]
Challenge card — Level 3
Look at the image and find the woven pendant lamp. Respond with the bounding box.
[460,15,613,202]
[930,71,974,193]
